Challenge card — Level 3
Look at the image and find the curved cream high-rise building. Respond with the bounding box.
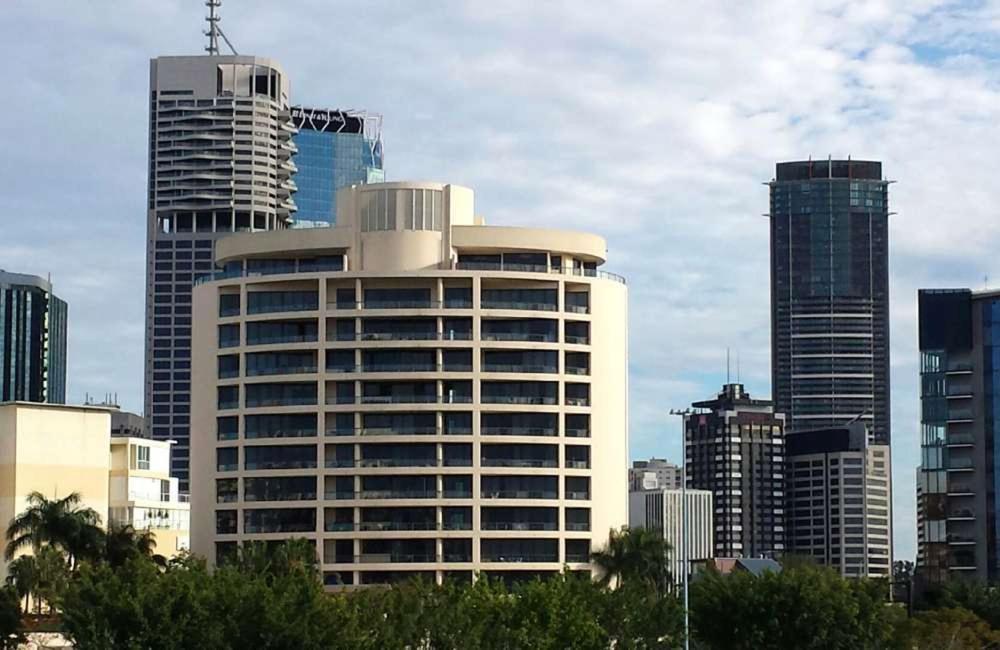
[190,182,628,586]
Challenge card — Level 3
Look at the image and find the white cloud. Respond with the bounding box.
[4,0,999,562]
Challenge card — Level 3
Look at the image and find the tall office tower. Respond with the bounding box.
[768,159,891,444]
[190,181,629,586]
[145,55,297,490]
[290,107,384,227]
[629,458,682,492]
[785,424,892,578]
[684,384,785,558]
[629,488,714,584]
[916,288,999,583]
[0,271,68,404]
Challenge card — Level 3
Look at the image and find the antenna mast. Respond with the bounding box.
[204,0,238,56]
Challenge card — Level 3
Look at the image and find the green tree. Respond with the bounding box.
[898,607,1000,649]
[0,586,24,649]
[691,564,896,649]
[591,527,672,594]
[601,580,685,649]
[33,545,70,614]
[928,580,1000,630]
[4,491,102,568]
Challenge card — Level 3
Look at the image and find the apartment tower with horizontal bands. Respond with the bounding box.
[190,182,629,586]
[145,55,297,490]
[768,159,890,444]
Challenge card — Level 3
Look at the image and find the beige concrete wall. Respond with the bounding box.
[0,404,111,579]
[191,284,220,561]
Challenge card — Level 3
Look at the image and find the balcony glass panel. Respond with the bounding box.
[442,538,473,563]
[481,475,558,499]
[245,351,316,376]
[565,352,590,376]
[442,381,473,404]
[218,354,240,379]
[360,412,437,436]
[218,324,240,348]
[325,443,355,468]
[244,444,317,470]
[443,475,473,498]
[243,476,317,502]
[481,506,558,531]
[565,476,591,500]
[482,318,557,342]
[481,538,558,563]
[565,383,591,407]
[363,288,433,309]
[360,318,437,341]
[481,381,558,405]
[444,287,473,309]
[564,321,590,344]
[247,291,318,314]
[326,349,356,373]
[362,349,436,372]
[217,416,239,441]
[362,381,437,404]
[566,539,591,563]
[359,443,437,467]
[334,288,357,310]
[443,443,473,467]
[216,447,238,472]
[361,475,437,499]
[483,350,558,374]
[245,382,317,407]
[216,510,237,534]
[246,320,318,345]
[360,507,436,531]
[443,506,473,530]
[482,443,558,468]
[326,412,355,437]
[243,508,316,533]
[218,385,239,410]
[442,349,473,372]
[247,259,297,276]
[481,288,557,312]
[443,412,473,435]
[565,445,591,469]
[219,294,240,318]
[324,508,354,532]
[360,539,436,564]
[565,507,591,531]
[565,291,589,314]
[442,317,473,339]
[331,319,355,341]
[481,412,557,436]
[245,413,317,439]
[297,255,344,273]
[216,479,238,503]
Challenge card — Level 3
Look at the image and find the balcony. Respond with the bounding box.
[481,301,558,312]
[481,522,558,532]
[357,458,438,468]
[482,396,557,406]
[362,300,436,310]
[358,521,437,532]
[565,397,591,407]
[360,490,437,500]
[947,433,975,446]
[482,490,558,500]
[483,364,558,374]
[325,491,357,500]
[947,508,975,520]
[359,553,437,564]
[481,459,558,469]
[481,427,557,437]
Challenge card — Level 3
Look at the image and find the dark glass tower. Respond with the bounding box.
[769,159,890,444]
[0,271,67,404]
[917,289,997,584]
[290,107,384,227]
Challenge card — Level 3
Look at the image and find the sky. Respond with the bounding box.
[3,0,1000,562]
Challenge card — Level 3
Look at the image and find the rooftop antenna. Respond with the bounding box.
[726,347,731,384]
[205,0,238,55]
[736,351,741,384]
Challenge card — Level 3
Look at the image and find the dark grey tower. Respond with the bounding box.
[768,159,890,444]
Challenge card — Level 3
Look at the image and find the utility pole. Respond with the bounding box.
[669,407,693,650]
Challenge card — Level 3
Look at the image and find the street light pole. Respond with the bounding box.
[669,408,692,650]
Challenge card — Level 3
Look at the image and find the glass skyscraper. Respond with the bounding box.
[0,270,67,404]
[290,107,384,226]
[917,289,1000,583]
[768,159,891,444]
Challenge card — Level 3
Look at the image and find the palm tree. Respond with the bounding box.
[591,526,672,594]
[104,523,162,568]
[5,556,37,613]
[5,491,103,568]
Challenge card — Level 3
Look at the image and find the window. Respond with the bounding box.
[135,445,151,471]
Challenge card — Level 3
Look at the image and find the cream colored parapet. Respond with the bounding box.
[451,226,607,264]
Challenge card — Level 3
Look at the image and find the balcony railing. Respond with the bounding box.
[566,491,591,500]
[565,397,591,407]
[564,335,590,345]
[481,459,558,468]
[482,490,558,499]
[482,522,558,531]
[327,427,438,437]
[481,301,558,312]
[566,522,591,532]
[481,333,557,343]
[481,396,558,405]
[483,364,558,374]
[482,427,558,437]
[482,554,559,563]
[358,553,437,564]
[358,521,438,532]
[360,490,437,500]
[565,428,591,438]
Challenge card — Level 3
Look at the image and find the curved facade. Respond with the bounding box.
[190,182,628,585]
